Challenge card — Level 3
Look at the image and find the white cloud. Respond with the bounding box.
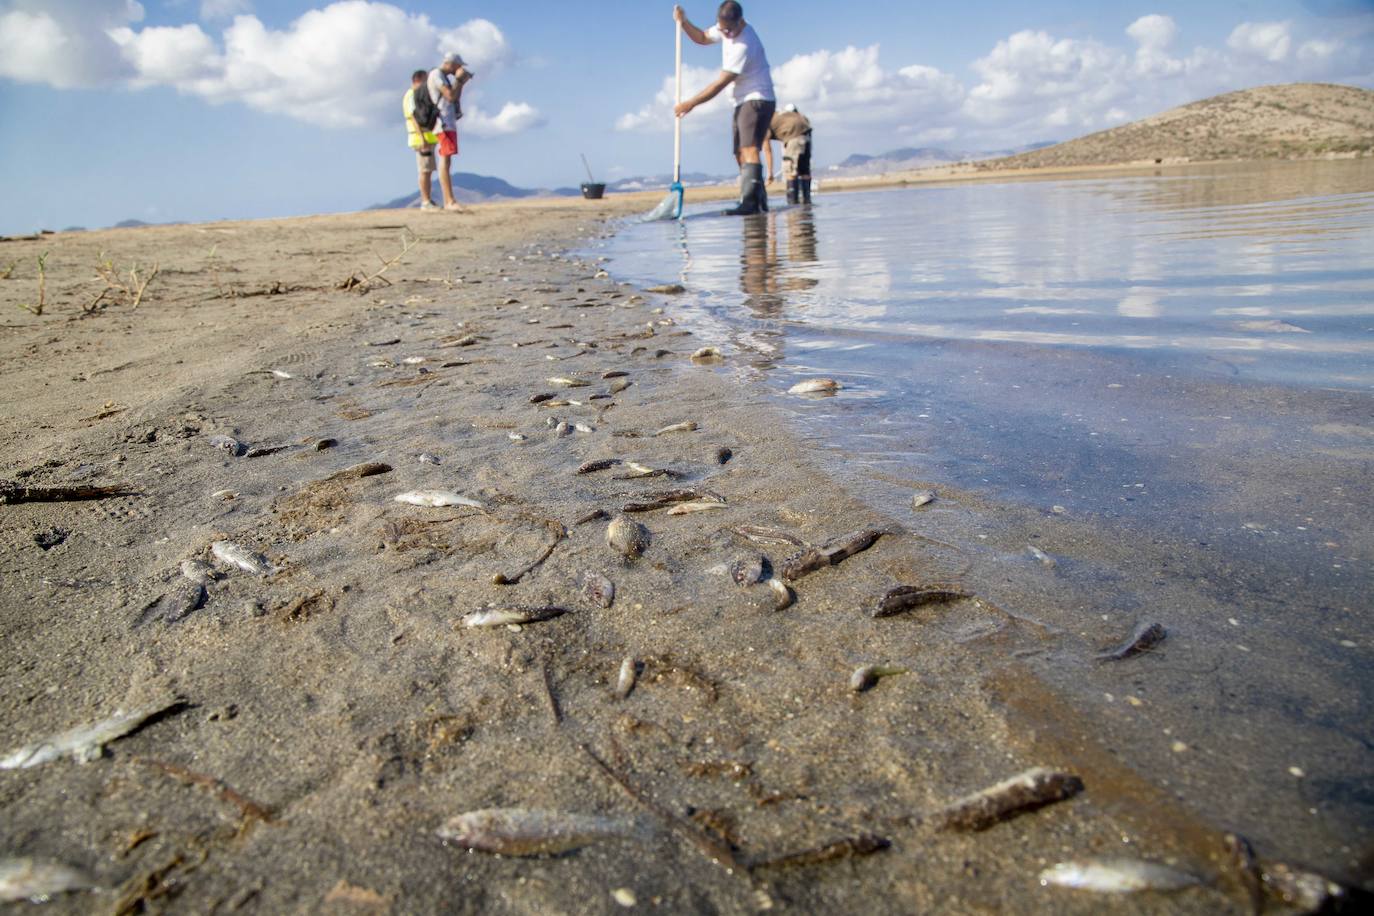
[1128,14,1185,76]
[0,1,541,135]
[615,63,732,132]
[1228,21,1293,63]
[200,0,250,22]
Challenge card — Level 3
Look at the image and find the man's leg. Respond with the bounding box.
[798,140,812,204]
[724,111,763,216]
[782,139,799,204]
[417,148,436,208]
[438,156,455,206]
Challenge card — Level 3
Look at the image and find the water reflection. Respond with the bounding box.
[738,209,820,317]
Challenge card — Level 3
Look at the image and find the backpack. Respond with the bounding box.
[411,81,439,133]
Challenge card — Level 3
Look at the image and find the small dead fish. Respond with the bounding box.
[418,453,442,465]
[244,445,288,459]
[211,489,238,501]
[607,516,651,558]
[935,767,1084,832]
[462,606,568,628]
[574,508,610,526]
[1260,861,1349,912]
[667,500,727,515]
[748,834,890,870]
[529,392,556,404]
[609,379,632,394]
[393,491,485,510]
[645,283,686,295]
[573,422,595,434]
[1096,622,1167,662]
[582,573,616,609]
[313,437,337,451]
[691,347,723,362]
[1039,858,1201,894]
[623,488,723,513]
[179,559,218,584]
[911,489,936,508]
[782,529,886,581]
[0,857,97,904]
[368,337,401,346]
[612,462,682,480]
[850,664,908,692]
[602,370,629,379]
[207,434,244,456]
[1028,544,1057,568]
[788,378,841,396]
[323,461,392,481]
[270,369,293,379]
[547,376,591,388]
[508,432,527,442]
[437,808,639,856]
[731,525,805,548]
[872,585,972,618]
[1,700,184,769]
[715,447,733,465]
[156,580,206,624]
[211,540,273,576]
[577,458,621,475]
[615,657,639,699]
[731,555,765,587]
[653,421,698,437]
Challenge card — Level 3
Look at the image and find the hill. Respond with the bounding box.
[829,143,1053,176]
[370,172,548,209]
[979,83,1374,171]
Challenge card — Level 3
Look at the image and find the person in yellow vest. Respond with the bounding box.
[403,70,439,211]
[764,104,812,204]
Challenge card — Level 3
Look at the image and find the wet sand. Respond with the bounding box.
[0,197,1362,912]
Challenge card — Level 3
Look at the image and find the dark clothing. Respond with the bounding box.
[733,100,776,158]
[767,110,811,143]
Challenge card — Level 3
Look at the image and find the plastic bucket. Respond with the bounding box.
[581,183,606,199]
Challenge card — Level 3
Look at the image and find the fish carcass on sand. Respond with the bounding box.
[935,767,1084,831]
[0,700,183,769]
[437,808,640,856]
[1038,858,1201,894]
[0,858,97,904]
[393,491,485,510]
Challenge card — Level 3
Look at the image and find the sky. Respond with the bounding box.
[0,0,1371,233]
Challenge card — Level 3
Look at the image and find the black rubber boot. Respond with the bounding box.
[723,164,763,216]
[758,178,769,212]
[800,178,812,204]
[786,180,799,204]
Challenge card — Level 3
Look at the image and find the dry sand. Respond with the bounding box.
[0,196,1356,912]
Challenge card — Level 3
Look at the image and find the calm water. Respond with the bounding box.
[589,159,1374,873]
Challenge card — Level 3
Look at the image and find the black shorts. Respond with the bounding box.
[732,100,776,158]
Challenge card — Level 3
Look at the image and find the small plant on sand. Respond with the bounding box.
[86,252,160,312]
[337,227,420,293]
[17,252,48,315]
[1,260,16,280]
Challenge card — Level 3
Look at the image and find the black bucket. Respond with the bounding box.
[581,182,605,199]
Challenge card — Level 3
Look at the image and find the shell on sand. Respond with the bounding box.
[606,516,651,558]
[788,378,842,396]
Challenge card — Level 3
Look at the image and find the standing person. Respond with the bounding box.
[427,52,473,212]
[765,104,813,204]
[403,70,439,211]
[674,2,776,216]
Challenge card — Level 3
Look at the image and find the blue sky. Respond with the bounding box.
[0,0,1371,233]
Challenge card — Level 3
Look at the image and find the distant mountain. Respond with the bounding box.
[827,143,1053,176]
[114,219,153,229]
[370,171,548,209]
[979,83,1374,171]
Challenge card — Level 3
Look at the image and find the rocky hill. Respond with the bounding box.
[979,82,1374,171]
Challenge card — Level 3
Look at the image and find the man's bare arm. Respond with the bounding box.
[675,71,736,116]
[765,139,776,182]
[674,5,713,45]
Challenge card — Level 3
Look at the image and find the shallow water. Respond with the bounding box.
[591,159,1374,876]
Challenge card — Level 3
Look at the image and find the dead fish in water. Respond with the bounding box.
[690,347,723,362]
[0,858,97,904]
[508,433,527,442]
[572,422,595,434]
[207,434,244,456]
[782,529,887,581]
[667,500,727,515]
[935,767,1084,832]
[1260,861,1351,912]
[715,447,733,465]
[179,559,219,584]
[211,489,238,501]
[623,488,724,513]
[607,516,651,558]
[609,379,632,394]
[0,699,184,769]
[731,525,806,548]
[577,458,621,475]
[602,370,629,379]
[393,491,485,510]
[911,489,936,509]
[872,585,972,618]
[529,392,556,404]
[1038,859,1201,894]
[244,444,288,459]
[547,376,591,388]
[1028,544,1057,568]
[748,834,890,870]
[788,378,841,396]
[615,657,639,699]
[850,664,908,692]
[645,283,686,295]
[462,606,568,628]
[613,462,683,480]
[582,572,616,608]
[652,421,698,436]
[1096,622,1166,661]
[731,555,766,587]
[270,369,293,379]
[313,438,337,451]
[211,540,273,576]
[323,461,392,482]
[155,580,206,624]
[437,807,641,856]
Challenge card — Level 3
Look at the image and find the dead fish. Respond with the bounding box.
[577,458,621,475]
[607,516,651,558]
[582,573,616,609]
[691,347,723,362]
[850,664,908,692]
[547,376,591,388]
[788,378,841,396]
[418,453,442,465]
[572,422,595,434]
[667,500,727,515]
[211,540,273,576]
[529,392,556,404]
[508,433,527,442]
[612,462,682,480]
[935,767,1084,832]
[1028,544,1057,568]
[323,461,392,481]
[911,489,936,508]
[179,559,218,584]
[872,585,972,618]
[602,370,629,379]
[157,581,206,624]
[748,834,890,870]
[211,489,238,501]
[645,284,686,295]
[553,420,572,437]
[270,369,293,379]
[1,699,184,769]
[782,529,886,581]
[623,488,723,513]
[437,808,639,856]
[1260,861,1349,912]
[462,606,569,628]
[1038,859,1201,894]
[0,858,97,904]
[244,445,288,458]
[313,437,338,451]
[615,657,639,699]
[609,379,632,394]
[731,525,805,548]
[766,578,795,610]
[1096,622,1167,661]
[653,420,698,436]
[715,447,733,465]
[731,555,766,587]
[574,508,610,526]
[207,434,244,456]
[368,337,401,346]
[393,491,485,510]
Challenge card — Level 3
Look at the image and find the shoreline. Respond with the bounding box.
[0,195,1362,910]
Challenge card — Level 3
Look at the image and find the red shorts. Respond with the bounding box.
[438,130,458,157]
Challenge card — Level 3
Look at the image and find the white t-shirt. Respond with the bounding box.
[427,68,457,132]
[705,22,774,105]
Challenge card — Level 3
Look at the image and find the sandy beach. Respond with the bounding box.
[0,191,1362,913]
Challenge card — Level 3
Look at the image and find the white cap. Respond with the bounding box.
[783,103,797,113]
[443,52,465,67]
